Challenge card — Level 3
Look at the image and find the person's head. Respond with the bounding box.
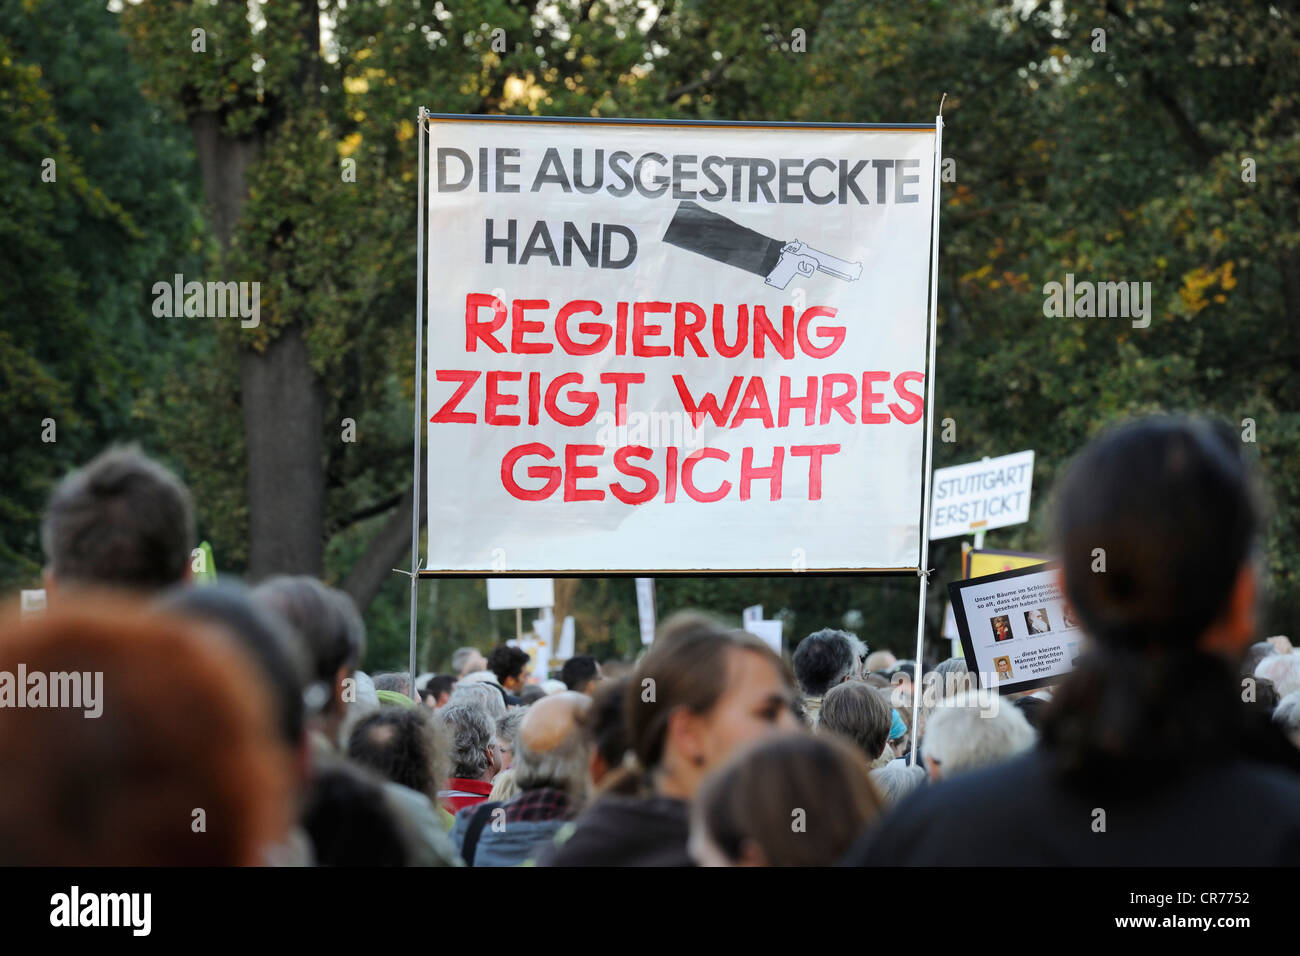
[251,576,365,738]
[451,647,487,678]
[620,612,800,800]
[447,680,507,722]
[1054,416,1261,657]
[584,675,629,789]
[158,583,310,763]
[889,661,916,702]
[791,629,856,697]
[1255,655,1300,699]
[422,674,456,710]
[436,704,499,782]
[300,758,421,866]
[818,680,893,763]
[844,633,868,679]
[372,672,412,697]
[864,650,897,674]
[41,446,195,596]
[487,644,531,692]
[494,709,527,772]
[922,690,1036,782]
[927,657,973,700]
[1273,691,1300,749]
[346,706,446,801]
[560,655,602,694]
[0,597,291,864]
[689,732,883,866]
[518,684,548,706]
[488,767,519,802]
[513,691,592,799]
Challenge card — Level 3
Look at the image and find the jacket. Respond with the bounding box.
[537,794,693,867]
[450,787,575,867]
[845,747,1300,865]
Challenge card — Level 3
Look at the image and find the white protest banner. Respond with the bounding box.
[635,577,656,646]
[485,578,555,610]
[742,604,763,627]
[423,116,937,572]
[948,562,1081,693]
[930,450,1035,540]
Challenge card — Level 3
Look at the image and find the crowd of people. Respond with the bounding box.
[3,414,1300,865]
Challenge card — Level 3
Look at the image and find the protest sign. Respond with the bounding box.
[485,578,555,610]
[930,451,1035,540]
[948,562,1082,694]
[421,116,938,572]
[962,545,1048,580]
[635,578,656,645]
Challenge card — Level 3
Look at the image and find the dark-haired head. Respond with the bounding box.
[1041,416,1292,780]
[487,644,531,691]
[1053,415,1260,652]
[690,732,883,866]
[346,707,445,801]
[158,582,310,753]
[42,446,195,595]
[252,576,365,730]
[560,655,601,694]
[791,629,856,697]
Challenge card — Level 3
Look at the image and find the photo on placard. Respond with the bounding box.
[1062,606,1079,629]
[993,656,1013,681]
[990,615,1012,642]
[1024,607,1051,635]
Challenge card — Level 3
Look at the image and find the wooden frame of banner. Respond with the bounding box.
[406,111,945,722]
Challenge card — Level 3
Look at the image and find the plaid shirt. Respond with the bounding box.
[500,787,575,824]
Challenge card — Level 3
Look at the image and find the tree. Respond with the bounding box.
[0,0,202,586]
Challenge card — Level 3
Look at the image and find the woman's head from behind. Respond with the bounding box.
[1054,416,1261,657]
[624,612,799,799]
[690,731,884,866]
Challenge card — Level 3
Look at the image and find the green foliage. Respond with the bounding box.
[6,0,1295,660]
[0,0,203,585]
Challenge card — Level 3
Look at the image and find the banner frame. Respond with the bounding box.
[407,109,944,687]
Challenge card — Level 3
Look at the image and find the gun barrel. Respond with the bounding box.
[792,241,862,281]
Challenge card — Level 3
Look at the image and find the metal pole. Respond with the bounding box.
[515,607,523,643]
[973,457,989,550]
[909,112,944,767]
[408,107,428,701]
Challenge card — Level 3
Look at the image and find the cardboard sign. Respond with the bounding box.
[485,578,555,610]
[930,451,1035,539]
[948,562,1081,694]
[423,116,938,572]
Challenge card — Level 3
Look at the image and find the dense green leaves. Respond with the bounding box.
[4,0,1296,667]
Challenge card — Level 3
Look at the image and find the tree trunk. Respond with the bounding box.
[241,324,325,579]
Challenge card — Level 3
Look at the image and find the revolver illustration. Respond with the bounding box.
[663,200,863,291]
